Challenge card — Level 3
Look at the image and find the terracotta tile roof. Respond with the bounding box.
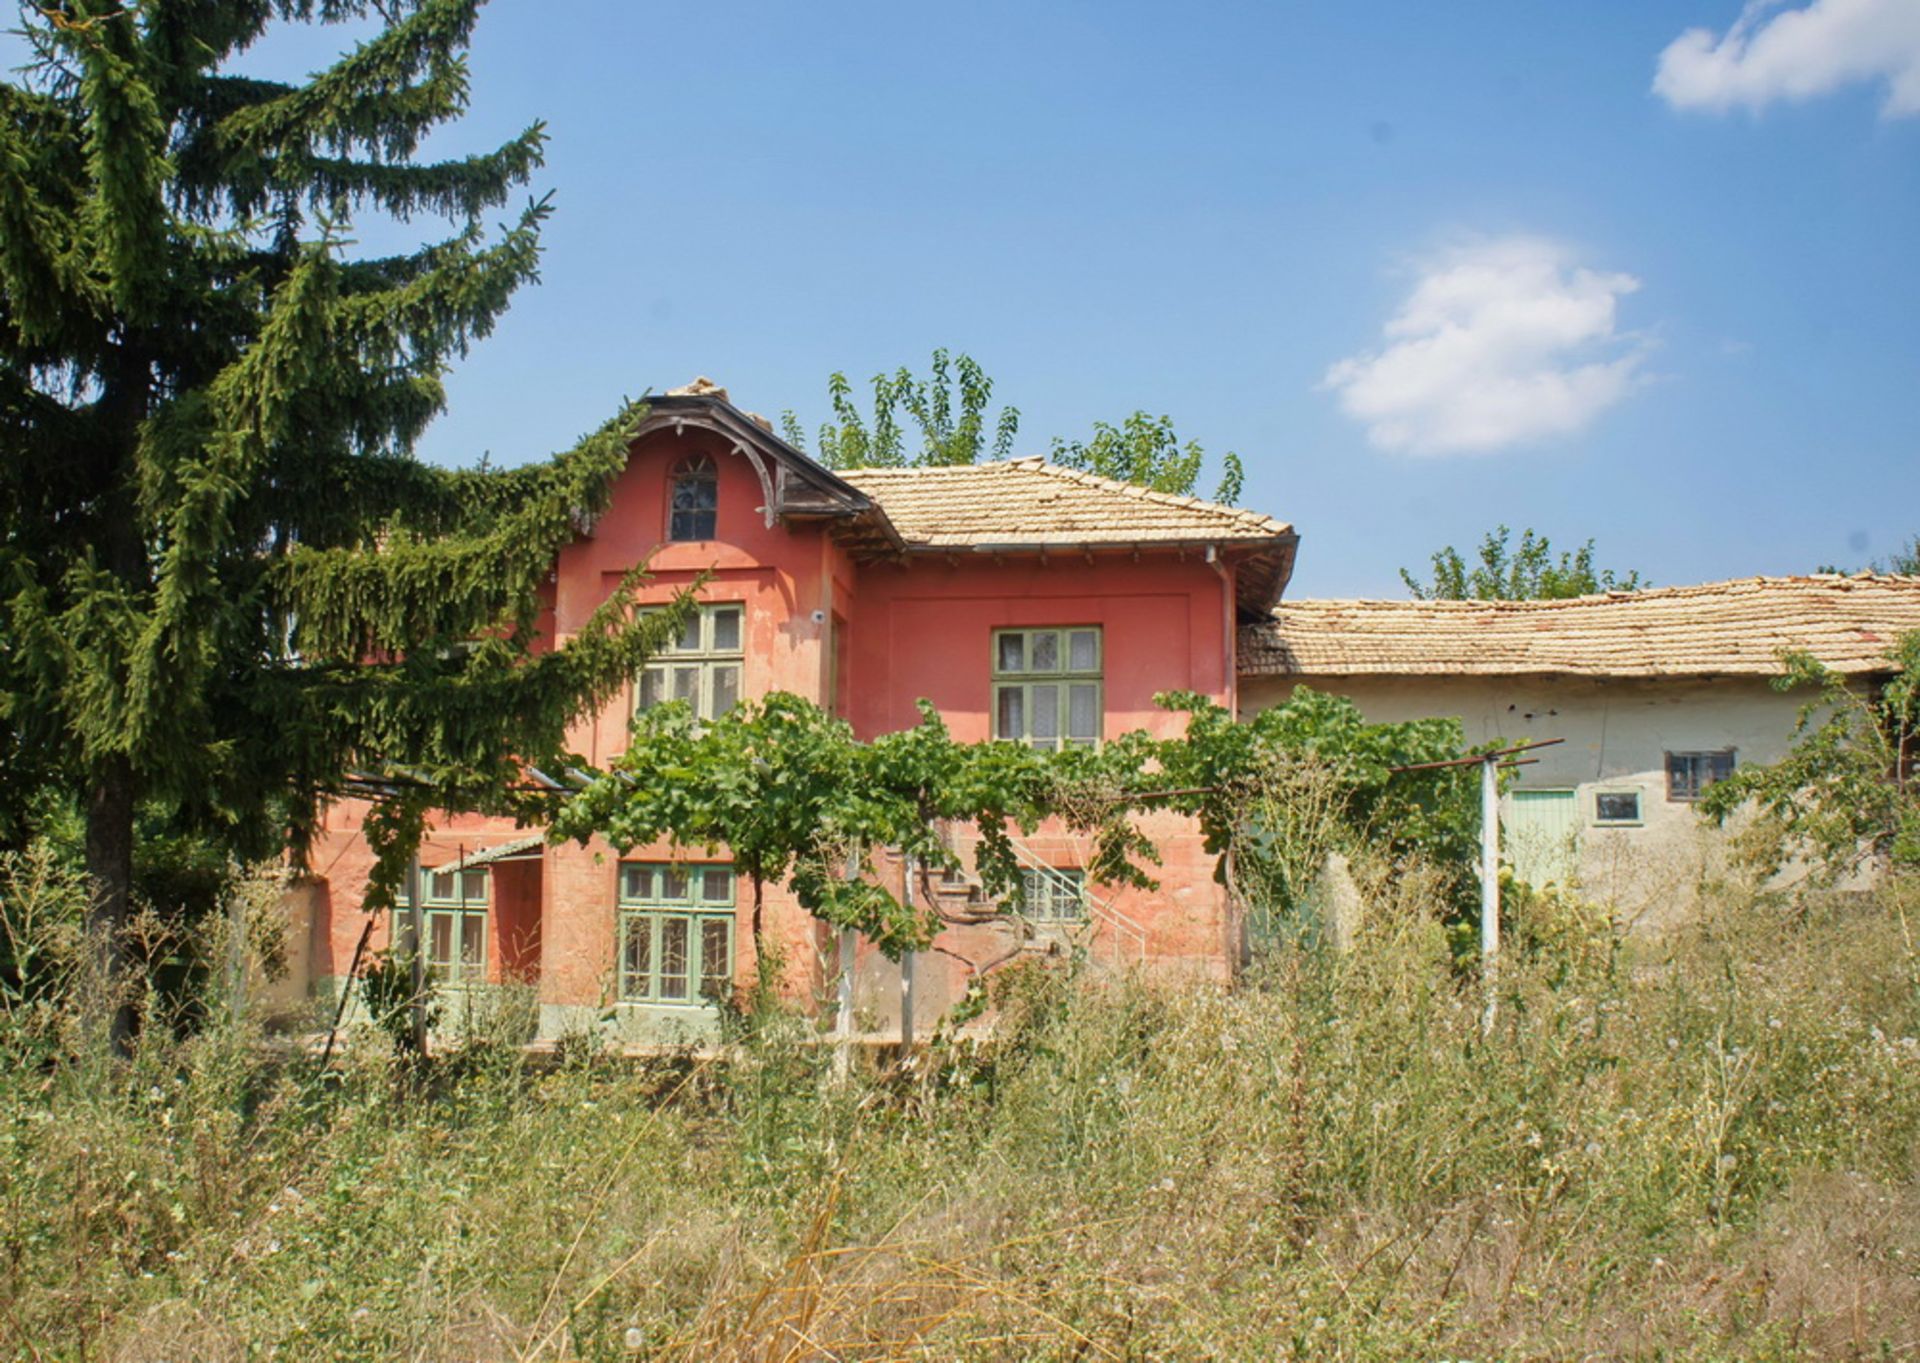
[837,457,1293,549]
[1240,575,1920,679]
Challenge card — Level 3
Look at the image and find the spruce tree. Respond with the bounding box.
[0,1,675,1046]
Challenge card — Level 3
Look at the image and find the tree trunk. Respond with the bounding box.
[86,353,148,1057]
[85,753,136,1055]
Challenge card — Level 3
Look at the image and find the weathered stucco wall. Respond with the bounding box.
[848,555,1230,741]
[1241,672,1814,928]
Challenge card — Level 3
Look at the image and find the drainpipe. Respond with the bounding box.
[1204,545,1236,720]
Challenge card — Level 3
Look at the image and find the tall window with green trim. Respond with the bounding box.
[635,603,744,723]
[991,627,1102,750]
[397,868,489,986]
[617,862,735,1005]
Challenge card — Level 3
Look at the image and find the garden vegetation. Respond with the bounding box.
[2,845,1917,1359]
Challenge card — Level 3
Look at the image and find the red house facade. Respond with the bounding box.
[292,382,1297,1041]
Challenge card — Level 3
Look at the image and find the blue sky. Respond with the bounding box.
[15,1,1920,595]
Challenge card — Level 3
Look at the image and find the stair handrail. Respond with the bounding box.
[932,818,1148,966]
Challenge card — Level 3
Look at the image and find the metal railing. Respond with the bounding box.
[932,820,1149,967]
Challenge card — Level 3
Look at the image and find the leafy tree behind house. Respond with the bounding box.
[0,1,680,1045]
[780,351,1245,502]
[1050,412,1246,505]
[779,349,1020,469]
[1401,525,1644,601]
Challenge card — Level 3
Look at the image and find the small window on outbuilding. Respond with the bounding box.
[1665,750,1735,802]
[1593,789,1643,826]
[669,455,717,541]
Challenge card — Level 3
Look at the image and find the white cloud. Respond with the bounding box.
[1654,0,1920,117]
[1322,237,1645,457]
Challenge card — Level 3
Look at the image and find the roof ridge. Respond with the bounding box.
[1011,457,1285,531]
[1275,573,1920,617]
[838,456,1291,536]
[1247,575,1920,680]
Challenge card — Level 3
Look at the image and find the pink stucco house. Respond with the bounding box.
[290,380,1297,1041]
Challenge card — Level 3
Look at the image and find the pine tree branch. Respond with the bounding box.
[214,0,483,164]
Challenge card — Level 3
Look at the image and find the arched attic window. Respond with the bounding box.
[669,455,718,541]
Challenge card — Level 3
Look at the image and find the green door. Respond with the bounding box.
[1506,789,1580,889]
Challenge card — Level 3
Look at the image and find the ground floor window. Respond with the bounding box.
[1020,867,1087,922]
[1593,789,1643,826]
[424,909,487,985]
[1665,750,1735,802]
[397,868,490,986]
[618,862,735,1004]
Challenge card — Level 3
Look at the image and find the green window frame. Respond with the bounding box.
[1020,867,1087,922]
[617,862,735,1005]
[635,603,745,723]
[991,626,1102,750]
[402,868,489,986]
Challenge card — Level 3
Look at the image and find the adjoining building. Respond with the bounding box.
[1239,576,1920,926]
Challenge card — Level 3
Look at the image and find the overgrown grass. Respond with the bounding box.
[4,859,1920,1360]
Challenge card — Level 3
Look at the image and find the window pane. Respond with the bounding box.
[711,607,742,653]
[431,872,454,902]
[1595,791,1640,824]
[622,864,650,903]
[1030,631,1060,673]
[671,464,715,510]
[675,614,703,653]
[429,913,454,979]
[995,686,1024,740]
[637,667,664,712]
[996,633,1025,674]
[661,866,690,901]
[622,916,651,999]
[1068,629,1099,672]
[462,871,486,904]
[677,509,717,540]
[1068,684,1100,742]
[701,867,733,904]
[700,918,732,1000]
[1031,684,1059,742]
[659,918,689,1000]
[669,463,718,543]
[710,664,740,716]
[671,665,701,705]
[459,914,485,975]
[1058,874,1086,920]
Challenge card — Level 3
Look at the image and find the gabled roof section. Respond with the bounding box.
[632,387,903,551]
[1241,574,1920,680]
[837,458,1299,612]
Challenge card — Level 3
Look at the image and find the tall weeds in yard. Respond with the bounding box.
[3,851,1919,1359]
